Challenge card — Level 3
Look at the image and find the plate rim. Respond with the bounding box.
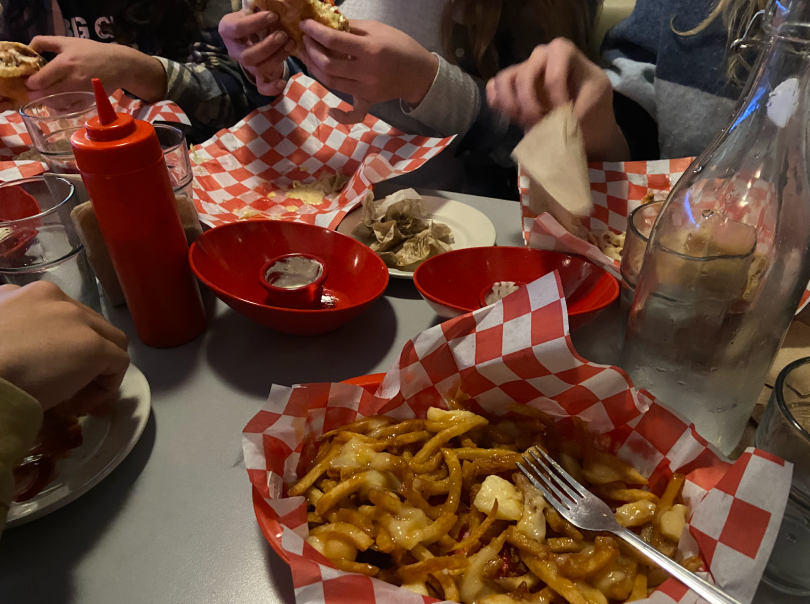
[337,195,497,280]
[7,364,152,527]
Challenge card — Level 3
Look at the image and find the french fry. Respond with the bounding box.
[420,512,458,545]
[454,500,499,554]
[316,472,374,515]
[576,580,609,604]
[657,473,686,512]
[333,559,379,576]
[547,537,585,553]
[559,451,586,486]
[376,525,395,553]
[681,555,704,572]
[456,447,520,461]
[408,451,443,474]
[592,556,637,600]
[370,419,425,440]
[289,441,341,496]
[544,506,584,540]
[595,486,659,504]
[443,448,463,514]
[399,483,440,520]
[551,536,620,580]
[507,403,555,428]
[625,572,647,601]
[397,555,469,583]
[310,522,374,550]
[505,525,549,558]
[368,487,402,514]
[412,416,488,464]
[322,416,392,439]
[333,508,374,536]
[615,500,657,528]
[523,557,588,604]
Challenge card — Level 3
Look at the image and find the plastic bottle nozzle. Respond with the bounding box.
[92,78,117,126]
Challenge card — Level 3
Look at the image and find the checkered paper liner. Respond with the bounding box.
[0,89,191,183]
[518,158,810,313]
[190,74,454,230]
[243,271,792,604]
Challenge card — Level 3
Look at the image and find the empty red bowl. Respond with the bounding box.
[189,221,389,336]
[413,247,619,331]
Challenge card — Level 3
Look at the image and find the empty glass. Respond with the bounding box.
[619,200,664,320]
[155,124,193,199]
[20,92,97,174]
[757,357,810,596]
[0,176,100,312]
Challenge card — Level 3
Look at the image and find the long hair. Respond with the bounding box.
[3,0,207,62]
[675,0,767,82]
[441,0,597,81]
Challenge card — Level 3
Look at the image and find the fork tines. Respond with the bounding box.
[517,447,586,513]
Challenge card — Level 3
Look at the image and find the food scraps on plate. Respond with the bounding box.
[352,188,455,269]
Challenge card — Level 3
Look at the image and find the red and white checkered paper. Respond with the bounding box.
[0,90,190,183]
[190,74,454,230]
[243,271,792,604]
[519,158,810,313]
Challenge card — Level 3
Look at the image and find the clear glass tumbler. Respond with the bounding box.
[20,92,97,174]
[0,176,100,312]
[756,357,810,596]
[154,124,193,199]
[619,200,664,321]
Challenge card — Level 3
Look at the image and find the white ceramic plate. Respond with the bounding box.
[7,364,151,527]
[337,195,497,279]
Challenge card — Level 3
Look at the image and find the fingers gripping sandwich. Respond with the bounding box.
[243,0,349,56]
[0,42,45,109]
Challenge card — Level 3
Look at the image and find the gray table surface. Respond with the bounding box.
[0,187,800,604]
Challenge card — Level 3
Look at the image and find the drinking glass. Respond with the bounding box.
[619,201,664,320]
[756,357,810,596]
[154,124,193,199]
[20,92,97,174]
[0,176,100,312]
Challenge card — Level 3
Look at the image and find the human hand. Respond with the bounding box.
[299,19,439,123]
[27,36,167,103]
[220,10,293,97]
[487,38,629,161]
[0,282,130,412]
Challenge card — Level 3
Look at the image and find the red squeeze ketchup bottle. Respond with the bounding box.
[71,79,206,347]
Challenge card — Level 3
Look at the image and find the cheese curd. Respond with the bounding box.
[516,477,547,541]
[426,407,480,423]
[659,503,689,541]
[474,475,524,521]
[306,533,357,562]
[331,437,377,470]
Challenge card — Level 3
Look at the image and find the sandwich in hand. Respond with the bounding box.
[0,42,45,110]
[243,0,349,57]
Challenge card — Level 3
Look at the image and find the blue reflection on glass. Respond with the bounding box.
[683,189,697,225]
[729,86,767,134]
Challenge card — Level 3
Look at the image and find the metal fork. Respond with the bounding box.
[518,448,741,604]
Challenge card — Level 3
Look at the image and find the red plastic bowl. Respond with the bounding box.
[189,221,389,336]
[414,247,619,331]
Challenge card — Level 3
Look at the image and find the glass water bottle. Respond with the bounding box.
[620,0,810,455]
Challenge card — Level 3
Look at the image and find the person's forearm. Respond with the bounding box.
[588,122,631,162]
[120,47,169,103]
